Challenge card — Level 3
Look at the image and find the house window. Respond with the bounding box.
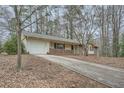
[54,43,65,49]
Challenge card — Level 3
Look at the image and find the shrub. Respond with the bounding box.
[3,35,25,55]
[0,44,3,53]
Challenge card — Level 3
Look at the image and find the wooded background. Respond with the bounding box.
[0,5,124,57]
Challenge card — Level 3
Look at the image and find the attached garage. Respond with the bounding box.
[24,37,49,54]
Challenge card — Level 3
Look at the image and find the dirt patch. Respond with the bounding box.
[0,55,107,88]
[66,55,124,69]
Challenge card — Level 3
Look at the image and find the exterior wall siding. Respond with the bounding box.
[65,44,71,50]
[88,51,95,54]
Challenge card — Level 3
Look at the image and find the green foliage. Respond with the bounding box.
[0,44,3,53]
[3,35,25,55]
[119,33,124,57]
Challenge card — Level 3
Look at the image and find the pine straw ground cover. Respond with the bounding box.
[65,55,124,69]
[0,55,107,88]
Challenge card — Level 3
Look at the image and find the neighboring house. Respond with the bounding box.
[22,32,98,55]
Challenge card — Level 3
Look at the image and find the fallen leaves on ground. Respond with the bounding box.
[0,55,107,88]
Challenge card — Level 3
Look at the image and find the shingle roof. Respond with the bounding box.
[22,32,80,45]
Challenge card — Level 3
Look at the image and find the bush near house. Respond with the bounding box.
[0,44,3,53]
[3,35,25,55]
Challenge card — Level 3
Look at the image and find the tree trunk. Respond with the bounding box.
[84,43,88,56]
[101,6,105,56]
[112,6,120,57]
[29,6,32,32]
[84,47,88,56]
[66,24,69,39]
[35,10,38,33]
[69,19,73,40]
[14,6,22,72]
[17,24,22,72]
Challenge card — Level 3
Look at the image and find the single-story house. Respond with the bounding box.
[22,32,98,55]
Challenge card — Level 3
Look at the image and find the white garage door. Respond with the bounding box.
[26,38,49,54]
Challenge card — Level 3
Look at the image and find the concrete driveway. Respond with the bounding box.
[36,55,124,88]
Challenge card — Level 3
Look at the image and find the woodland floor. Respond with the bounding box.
[0,54,107,88]
[65,55,124,69]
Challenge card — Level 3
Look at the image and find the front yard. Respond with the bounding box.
[0,55,107,88]
[66,55,124,69]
